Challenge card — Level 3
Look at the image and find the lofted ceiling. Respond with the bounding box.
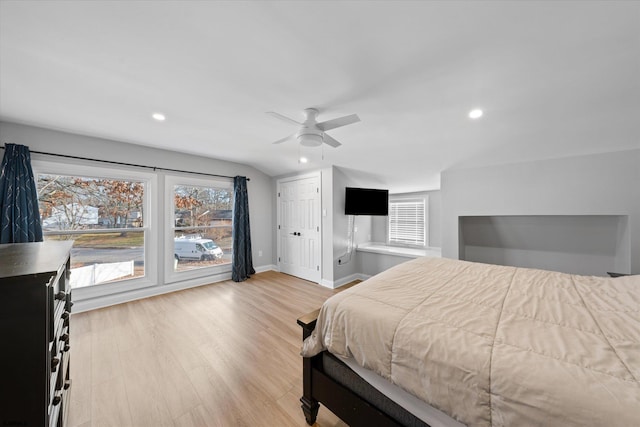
[1,1,638,193]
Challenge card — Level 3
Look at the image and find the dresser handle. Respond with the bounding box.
[64,344,70,352]
[61,312,70,320]
[55,291,66,301]
[60,333,69,343]
[52,395,62,405]
[51,357,60,371]
[63,380,72,390]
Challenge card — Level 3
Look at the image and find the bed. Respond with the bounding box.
[298,257,640,426]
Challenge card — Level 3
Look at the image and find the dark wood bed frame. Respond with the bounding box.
[298,309,426,427]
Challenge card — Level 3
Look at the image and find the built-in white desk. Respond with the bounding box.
[356,242,441,277]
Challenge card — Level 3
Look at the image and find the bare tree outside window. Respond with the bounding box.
[37,174,146,288]
[173,184,233,271]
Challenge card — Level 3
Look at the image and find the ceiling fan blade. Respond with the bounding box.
[272,133,296,144]
[266,111,302,126]
[322,134,342,148]
[316,114,360,132]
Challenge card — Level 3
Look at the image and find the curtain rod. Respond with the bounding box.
[0,145,249,181]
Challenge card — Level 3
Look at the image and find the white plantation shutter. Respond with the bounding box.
[388,198,427,247]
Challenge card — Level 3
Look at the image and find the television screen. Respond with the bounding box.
[345,187,389,216]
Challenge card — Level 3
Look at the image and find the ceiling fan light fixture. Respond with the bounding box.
[299,156,309,164]
[298,133,324,147]
[152,112,166,121]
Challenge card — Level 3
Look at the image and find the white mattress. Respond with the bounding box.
[340,355,466,427]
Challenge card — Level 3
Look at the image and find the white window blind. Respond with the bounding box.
[388,198,426,247]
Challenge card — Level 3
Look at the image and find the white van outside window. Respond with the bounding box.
[165,175,234,282]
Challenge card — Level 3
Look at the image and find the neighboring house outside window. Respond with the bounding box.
[388,195,428,248]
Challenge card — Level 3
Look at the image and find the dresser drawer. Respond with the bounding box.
[52,299,67,341]
[50,304,69,405]
[56,340,71,392]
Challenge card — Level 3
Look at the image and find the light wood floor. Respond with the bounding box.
[68,271,354,427]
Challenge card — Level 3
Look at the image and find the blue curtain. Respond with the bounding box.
[231,176,255,282]
[0,144,43,243]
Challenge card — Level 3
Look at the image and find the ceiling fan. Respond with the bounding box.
[267,108,361,148]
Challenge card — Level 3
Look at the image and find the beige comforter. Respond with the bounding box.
[302,257,640,426]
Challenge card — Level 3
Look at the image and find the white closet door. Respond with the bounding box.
[277,174,321,283]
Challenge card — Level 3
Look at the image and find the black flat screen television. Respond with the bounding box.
[345,187,389,216]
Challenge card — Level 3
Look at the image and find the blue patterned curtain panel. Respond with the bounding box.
[0,144,43,243]
[231,176,255,282]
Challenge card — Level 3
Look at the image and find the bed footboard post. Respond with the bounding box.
[298,309,321,425]
[300,392,320,425]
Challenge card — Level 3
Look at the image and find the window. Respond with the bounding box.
[33,159,239,302]
[166,176,233,280]
[34,161,156,293]
[388,196,427,247]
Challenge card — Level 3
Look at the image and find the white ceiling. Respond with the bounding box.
[1,1,638,193]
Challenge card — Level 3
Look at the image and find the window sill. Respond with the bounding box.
[356,242,441,259]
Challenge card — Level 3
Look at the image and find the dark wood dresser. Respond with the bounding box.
[0,241,74,427]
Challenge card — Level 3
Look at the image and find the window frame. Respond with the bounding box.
[32,160,158,300]
[387,195,428,248]
[164,174,234,284]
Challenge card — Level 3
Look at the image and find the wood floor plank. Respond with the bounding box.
[67,327,92,426]
[69,271,355,426]
[119,344,176,426]
[185,365,254,427]
[90,376,134,427]
[90,326,122,387]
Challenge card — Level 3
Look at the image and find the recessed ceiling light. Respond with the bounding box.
[152,112,166,121]
[468,109,483,119]
[299,157,309,164]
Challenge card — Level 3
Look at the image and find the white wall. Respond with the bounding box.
[321,168,334,283]
[459,215,629,276]
[428,190,442,248]
[0,121,275,306]
[332,166,373,285]
[441,149,640,274]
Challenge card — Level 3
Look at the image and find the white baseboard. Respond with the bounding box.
[255,264,277,273]
[320,273,370,289]
[319,279,334,288]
